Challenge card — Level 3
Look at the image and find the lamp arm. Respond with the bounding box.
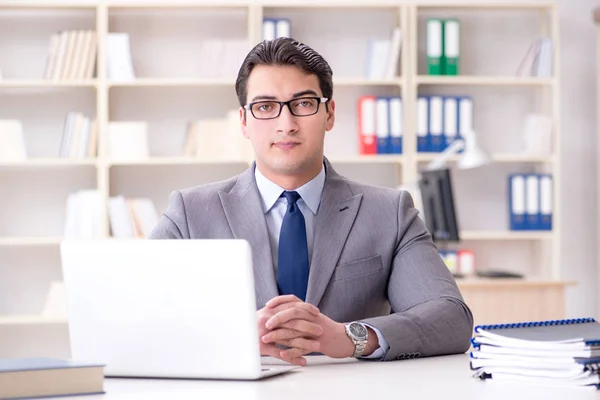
[425,139,465,171]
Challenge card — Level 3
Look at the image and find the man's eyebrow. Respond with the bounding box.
[250,94,278,102]
[291,89,319,98]
[249,89,320,103]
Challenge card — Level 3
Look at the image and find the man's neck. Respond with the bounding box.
[256,162,323,191]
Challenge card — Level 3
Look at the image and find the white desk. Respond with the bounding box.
[61,354,598,399]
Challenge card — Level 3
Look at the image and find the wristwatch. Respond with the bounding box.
[344,322,369,357]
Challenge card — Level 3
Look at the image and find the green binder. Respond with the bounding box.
[444,19,460,75]
[426,18,444,75]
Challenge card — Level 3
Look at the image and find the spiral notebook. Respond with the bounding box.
[473,317,600,349]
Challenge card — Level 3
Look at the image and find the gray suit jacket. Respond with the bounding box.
[150,158,474,361]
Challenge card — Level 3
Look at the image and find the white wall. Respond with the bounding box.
[553,0,598,319]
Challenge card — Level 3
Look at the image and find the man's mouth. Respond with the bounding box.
[273,141,300,150]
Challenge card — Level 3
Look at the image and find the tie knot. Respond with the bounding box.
[281,190,301,205]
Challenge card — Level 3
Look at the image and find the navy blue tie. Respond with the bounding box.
[277,191,309,301]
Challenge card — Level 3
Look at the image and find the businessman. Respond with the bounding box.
[150,37,473,365]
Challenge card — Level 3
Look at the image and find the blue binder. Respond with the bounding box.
[508,174,527,230]
[388,96,403,154]
[524,174,540,230]
[375,97,389,154]
[417,96,430,152]
[428,96,444,152]
[539,173,553,230]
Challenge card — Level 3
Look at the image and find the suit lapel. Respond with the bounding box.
[218,164,279,307]
[306,160,362,307]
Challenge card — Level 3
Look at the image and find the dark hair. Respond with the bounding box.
[235,37,333,107]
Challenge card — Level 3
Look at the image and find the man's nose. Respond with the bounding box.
[276,104,299,134]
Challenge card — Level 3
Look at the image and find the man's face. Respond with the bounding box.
[240,65,335,180]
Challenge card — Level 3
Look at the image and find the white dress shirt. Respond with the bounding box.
[254,164,389,359]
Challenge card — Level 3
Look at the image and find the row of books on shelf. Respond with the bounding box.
[357,94,474,155]
[262,18,291,40]
[366,27,403,80]
[417,95,472,153]
[59,112,98,159]
[107,112,252,162]
[108,195,159,238]
[358,95,403,155]
[182,111,253,161]
[63,190,160,238]
[439,249,525,279]
[439,249,474,277]
[516,37,554,78]
[426,18,460,76]
[0,120,26,161]
[107,33,249,81]
[44,30,97,81]
[426,17,553,78]
[357,93,552,156]
[509,173,553,231]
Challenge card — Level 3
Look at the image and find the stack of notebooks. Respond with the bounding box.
[470,318,600,389]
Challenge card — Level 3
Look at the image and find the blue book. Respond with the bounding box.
[539,173,553,230]
[508,174,527,230]
[0,358,105,399]
[416,96,429,152]
[388,96,403,154]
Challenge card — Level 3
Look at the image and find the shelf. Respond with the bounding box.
[106,77,402,88]
[415,76,555,86]
[334,77,402,86]
[0,2,96,10]
[415,153,555,164]
[0,316,68,326]
[106,2,252,9]
[456,279,575,289]
[459,230,554,240]
[0,80,97,89]
[260,2,403,9]
[0,237,63,246]
[107,78,236,88]
[416,2,555,10]
[108,158,252,167]
[329,155,404,164]
[0,159,97,169]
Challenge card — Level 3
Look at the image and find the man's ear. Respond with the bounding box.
[325,99,335,132]
[239,107,250,139]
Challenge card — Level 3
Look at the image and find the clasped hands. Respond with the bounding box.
[257,295,358,366]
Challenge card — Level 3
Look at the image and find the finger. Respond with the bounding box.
[262,322,322,343]
[270,301,320,317]
[261,343,306,366]
[266,295,301,309]
[279,320,323,337]
[266,308,317,329]
[260,343,283,358]
[281,337,320,352]
[280,347,312,365]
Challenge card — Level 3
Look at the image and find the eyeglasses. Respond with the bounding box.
[244,97,329,120]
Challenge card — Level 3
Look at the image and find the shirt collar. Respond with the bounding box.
[254,164,325,215]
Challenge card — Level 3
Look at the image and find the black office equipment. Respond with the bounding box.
[418,168,460,242]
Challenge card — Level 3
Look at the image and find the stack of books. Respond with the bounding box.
[470,318,600,389]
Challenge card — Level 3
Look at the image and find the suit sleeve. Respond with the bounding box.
[149,190,190,239]
[360,190,474,361]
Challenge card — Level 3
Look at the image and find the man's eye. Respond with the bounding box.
[258,104,273,111]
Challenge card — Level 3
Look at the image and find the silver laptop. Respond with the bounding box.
[60,238,298,380]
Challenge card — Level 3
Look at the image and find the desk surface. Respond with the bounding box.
[64,354,597,399]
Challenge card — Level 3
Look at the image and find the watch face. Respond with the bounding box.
[349,323,368,339]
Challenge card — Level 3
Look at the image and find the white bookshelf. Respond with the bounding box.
[0,1,564,355]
